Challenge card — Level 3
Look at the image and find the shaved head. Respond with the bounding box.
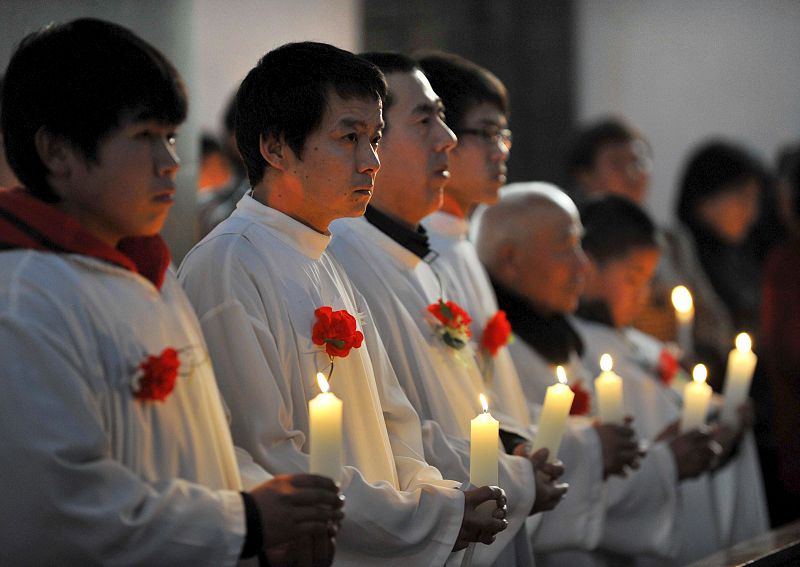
[476,182,588,315]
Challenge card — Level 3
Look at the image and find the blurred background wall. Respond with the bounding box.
[1,0,799,257]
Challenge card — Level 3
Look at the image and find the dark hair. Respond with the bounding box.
[358,52,418,118]
[566,118,637,179]
[580,195,659,265]
[676,139,765,226]
[782,148,800,220]
[235,42,386,187]
[415,51,509,132]
[1,18,187,202]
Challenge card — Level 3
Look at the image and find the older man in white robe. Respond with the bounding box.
[179,42,508,567]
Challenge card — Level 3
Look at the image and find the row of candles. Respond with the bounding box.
[308,287,758,485]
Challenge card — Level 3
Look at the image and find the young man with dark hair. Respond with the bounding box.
[575,194,768,564]
[179,42,507,566]
[0,19,344,566]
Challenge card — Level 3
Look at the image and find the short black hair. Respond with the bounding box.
[235,42,387,188]
[416,51,509,132]
[358,52,419,118]
[580,194,659,266]
[1,18,187,202]
[676,139,765,226]
[566,118,637,179]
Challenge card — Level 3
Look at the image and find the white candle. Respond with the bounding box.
[720,333,758,426]
[470,393,499,486]
[672,285,695,357]
[531,366,575,462]
[595,354,624,424]
[681,364,712,432]
[309,372,343,482]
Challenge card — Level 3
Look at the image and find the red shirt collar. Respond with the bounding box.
[0,187,171,290]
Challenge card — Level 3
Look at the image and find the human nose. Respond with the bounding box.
[357,139,381,174]
[435,119,457,153]
[492,136,510,161]
[155,136,180,175]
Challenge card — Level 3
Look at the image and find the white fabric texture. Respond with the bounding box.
[179,196,464,567]
[329,216,536,567]
[0,251,246,566]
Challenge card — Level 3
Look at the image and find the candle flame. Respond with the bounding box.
[479,393,489,413]
[316,372,330,393]
[671,285,694,314]
[600,353,613,372]
[556,365,568,385]
[692,364,708,384]
[735,332,752,353]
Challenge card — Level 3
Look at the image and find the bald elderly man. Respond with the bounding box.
[476,183,714,565]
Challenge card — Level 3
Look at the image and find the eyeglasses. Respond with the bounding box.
[455,127,513,150]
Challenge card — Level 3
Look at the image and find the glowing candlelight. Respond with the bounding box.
[470,393,499,486]
[672,285,695,356]
[308,372,343,482]
[681,364,712,432]
[595,354,624,424]
[531,366,574,462]
[720,333,757,426]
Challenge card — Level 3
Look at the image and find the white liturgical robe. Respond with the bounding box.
[0,252,246,565]
[424,211,609,565]
[575,318,768,565]
[178,195,464,567]
[329,215,536,567]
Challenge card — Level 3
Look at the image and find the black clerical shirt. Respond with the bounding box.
[364,205,435,261]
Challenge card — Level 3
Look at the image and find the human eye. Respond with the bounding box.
[371,133,382,147]
[342,132,358,143]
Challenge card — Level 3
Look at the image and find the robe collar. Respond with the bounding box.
[364,205,435,261]
[235,194,331,260]
[0,187,170,289]
[575,299,616,328]
[423,210,470,240]
[491,276,584,365]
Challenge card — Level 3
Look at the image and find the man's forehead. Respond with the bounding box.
[463,102,507,126]
[386,69,442,112]
[324,92,384,127]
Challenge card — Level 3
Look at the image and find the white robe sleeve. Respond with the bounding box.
[0,315,245,567]
[190,286,464,566]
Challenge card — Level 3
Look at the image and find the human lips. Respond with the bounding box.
[432,163,450,179]
[153,187,176,204]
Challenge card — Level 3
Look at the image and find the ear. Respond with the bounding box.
[494,240,519,280]
[259,131,291,171]
[34,127,74,180]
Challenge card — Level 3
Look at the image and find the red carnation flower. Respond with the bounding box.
[569,380,592,416]
[658,349,679,385]
[427,299,472,349]
[312,306,364,358]
[481,310,512,356]
[132,347,180,401]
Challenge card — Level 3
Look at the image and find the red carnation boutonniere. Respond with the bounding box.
[481,310,513,356]
[427,299,472,350]
[658,348,680,386]
[131,347,181,401]
[312,306,364,380]
[569,380,592,416]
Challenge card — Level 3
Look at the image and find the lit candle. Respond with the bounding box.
[681,364,712,432]
[672,285,695,357]
[309,372,343,482]
[595,354,624,424]
[720,333,758,426]
[531,366,575,462]
[470,393,499,486]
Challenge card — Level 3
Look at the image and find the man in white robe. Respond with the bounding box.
[0,21,343,566]
[417,54,641,567]
[179,42,507,567]
[475,185,725,565]
[329,53,574,567]
[573,194,768,565]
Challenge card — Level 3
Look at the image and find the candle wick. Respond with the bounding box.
[328,358,335,383]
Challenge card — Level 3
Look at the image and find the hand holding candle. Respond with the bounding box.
[470,393,499,487]
[531,366,574,463]
[309,372,343,483]
[720,333,758,427]
[595,354,624,424]
[672,285,695,357]
[681,364,712,433]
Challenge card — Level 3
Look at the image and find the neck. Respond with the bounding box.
[253,179,330,234]
[369,203,418,230]
[439,193,470,219]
